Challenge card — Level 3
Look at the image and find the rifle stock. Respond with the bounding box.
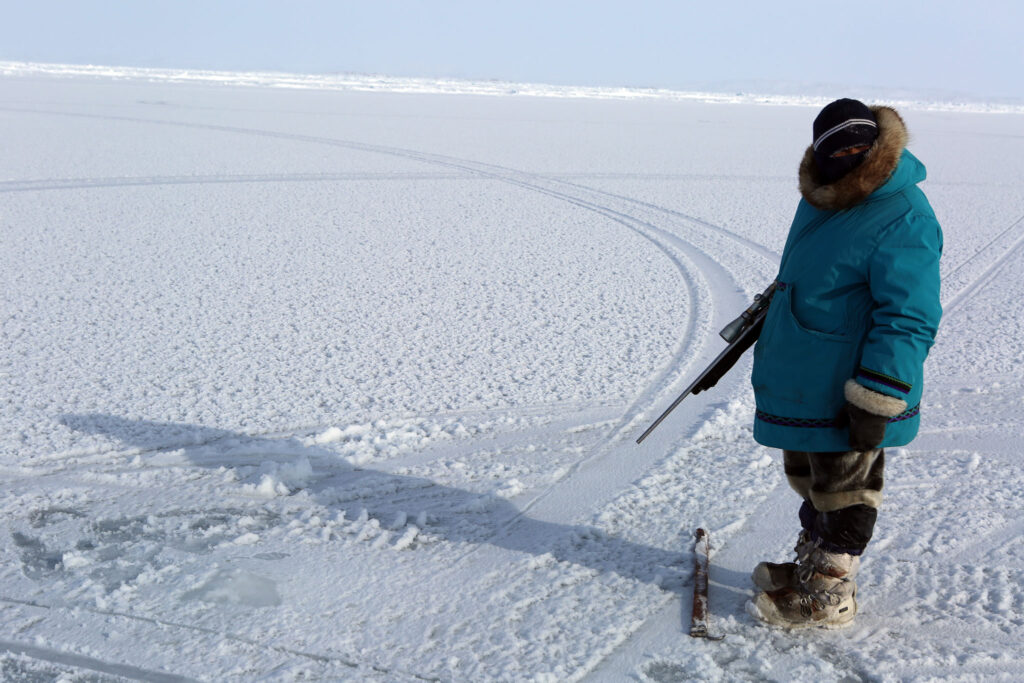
[636,282,776,444]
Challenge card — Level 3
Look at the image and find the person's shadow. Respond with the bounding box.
[52,413,709,597]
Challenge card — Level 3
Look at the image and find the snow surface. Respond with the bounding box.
[2,66,1024,681]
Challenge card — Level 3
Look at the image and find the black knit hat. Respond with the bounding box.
[812,98,879,183]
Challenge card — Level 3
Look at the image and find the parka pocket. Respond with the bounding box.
[789,299,854,343]
[751,285,860,409]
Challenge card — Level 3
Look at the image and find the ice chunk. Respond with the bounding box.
[393,526,420,550]
[313,427,344,444]
[254,474,290,498]
[184,569,281,607]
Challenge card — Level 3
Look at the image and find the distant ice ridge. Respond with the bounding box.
[3,60,1022,114]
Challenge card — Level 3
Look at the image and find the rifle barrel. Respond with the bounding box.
[635,342,737,444]
[634,297,770,445]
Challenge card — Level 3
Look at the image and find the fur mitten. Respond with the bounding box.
[836,380,908,451]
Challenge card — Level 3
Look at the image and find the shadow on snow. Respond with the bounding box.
[52,413,710,596]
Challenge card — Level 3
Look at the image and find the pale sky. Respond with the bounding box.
[2,1,1022,100]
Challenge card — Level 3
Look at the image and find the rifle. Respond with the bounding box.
[636,282,777,444]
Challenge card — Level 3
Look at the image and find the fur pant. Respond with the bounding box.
[783,449,884,555]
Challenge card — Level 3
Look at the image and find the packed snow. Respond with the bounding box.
[1,65,1023,681]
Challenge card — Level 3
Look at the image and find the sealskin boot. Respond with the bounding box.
[751,530,815,592]
[749,547,860,629]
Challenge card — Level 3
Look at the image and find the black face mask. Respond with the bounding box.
[814,149,869,185]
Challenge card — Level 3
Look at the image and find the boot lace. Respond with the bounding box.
[794,536,818,584]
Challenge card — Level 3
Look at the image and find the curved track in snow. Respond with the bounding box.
[940,211,1024,316]
[2,104,785,676]
[8,104,775,477]
[9,95,1024,681]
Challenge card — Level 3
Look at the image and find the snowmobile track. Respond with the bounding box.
[9,106,769,458]
[5,105,785,680]
[0,171,474,192]
[0,636,198,682]
[941,211,1024,316]
[0,595,441,682]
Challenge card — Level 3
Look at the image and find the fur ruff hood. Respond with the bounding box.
[798,106,909,211]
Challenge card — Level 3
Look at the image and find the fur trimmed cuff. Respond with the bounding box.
[845,379,908,417]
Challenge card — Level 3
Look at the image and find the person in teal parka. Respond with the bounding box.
[747,99,942,629]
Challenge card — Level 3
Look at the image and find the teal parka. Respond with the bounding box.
[752,106,943,452]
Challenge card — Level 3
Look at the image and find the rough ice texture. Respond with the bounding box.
[2,69,1023,681]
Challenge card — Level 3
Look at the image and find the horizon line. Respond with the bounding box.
[3,60,1023,115]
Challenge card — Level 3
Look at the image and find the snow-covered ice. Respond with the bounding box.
[2,65,1024,681]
